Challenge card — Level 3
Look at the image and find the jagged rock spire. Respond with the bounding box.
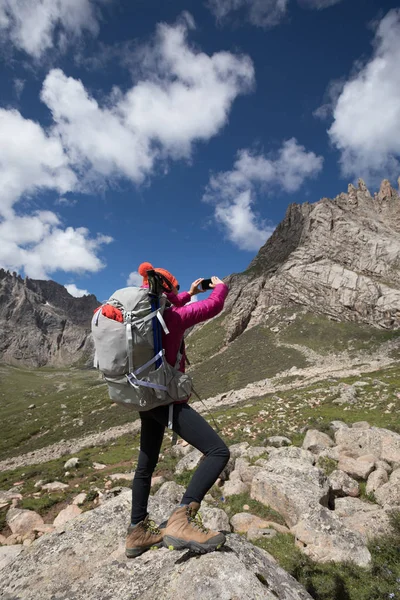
[377,179,396,201]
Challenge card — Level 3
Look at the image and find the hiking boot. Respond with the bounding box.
[163,502,226,554]
[125,515,163,558]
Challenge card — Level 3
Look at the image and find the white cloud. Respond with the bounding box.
[0,108,76,218]
[207,0,343,27]
[41,18,254,183]
[207,0,288,28]
[0,212,112,279]
[204,139,323,250]
[65,283,90,297]
[327,9,400,182]
[0,15,252,277]
[0,0,106,59]
[127,271,143,287]
[297,0,343,9]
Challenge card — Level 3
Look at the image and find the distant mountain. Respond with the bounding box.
[0,270,99,367]
[222,178,400,344]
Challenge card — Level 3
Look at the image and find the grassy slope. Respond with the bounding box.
[0,365,138,461]
[187,309,400,399]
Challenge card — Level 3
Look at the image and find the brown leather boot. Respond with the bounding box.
[125,515,163,558]
[163,502,226,554]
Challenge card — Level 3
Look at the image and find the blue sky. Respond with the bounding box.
[0,0,399,301]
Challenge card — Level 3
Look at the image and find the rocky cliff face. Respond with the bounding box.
[0,270,99,367]
[223,179,400,343]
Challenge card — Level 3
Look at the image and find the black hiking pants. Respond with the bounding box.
[131,403,230,524]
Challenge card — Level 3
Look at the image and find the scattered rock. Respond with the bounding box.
[366,469,388,494]
[247,527,277,541]
[53,505,83,527]
[92,463,107,470]
[268,446,315,464]
[231,513,289,535]
[333,384,358,405]
[329,470,360,498]
[151,476,165,488]
[374,481,400,507]
[302,430,334,453]
[28,404,36,410]
[223,479,249,497]
[266,436,292,448]
[64,457,80,469]
[6,508,44,537]
[337,456,375,481]
[41,481,69,491]
[199,505,230,532]
[335,427,400,465]
[109,472,135,481]
[72,493,87,506]
[175,449,203,475]
[351,422,370,430]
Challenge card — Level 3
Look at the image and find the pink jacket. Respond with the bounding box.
[163,283,229,373]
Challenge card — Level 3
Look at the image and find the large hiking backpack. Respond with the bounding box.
[91,274,192,417]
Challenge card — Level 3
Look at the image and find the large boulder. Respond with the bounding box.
[0,490,313,600]
[291,506,371,567]
[328,470,359,498]
[6,508,44,537]
[335,427,400,465]
[374,481,400,507]
[302,430,334,453]
[334,497,394,542]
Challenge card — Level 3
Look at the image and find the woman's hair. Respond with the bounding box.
[138,262,179,290]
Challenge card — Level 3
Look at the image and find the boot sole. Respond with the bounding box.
[163,534,225,554]
[126,542,163,558]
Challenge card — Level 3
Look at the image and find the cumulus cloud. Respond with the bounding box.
[0,211,112,279]
[327,9,400,182]
[0,109,76,218]
[127,271,143,287]
[41,18,254,183]
[204,139,323,250]
[65,283,90,297]
[0,0,106,59]
[207,0,289,28]
[0,15,252,278]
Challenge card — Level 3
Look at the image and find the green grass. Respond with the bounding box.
[0,365,139,461]
[186,314,227,365]
[279,312,400,355]
[254,511,400,600]
[216,492,286,525]
[189,324,308,399]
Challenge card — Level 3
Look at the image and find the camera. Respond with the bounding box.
[199,278,213,291]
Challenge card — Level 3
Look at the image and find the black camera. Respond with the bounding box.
[199,278,213,291]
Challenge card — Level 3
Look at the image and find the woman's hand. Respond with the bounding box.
[209,276,224,288]
[189,278,205,296]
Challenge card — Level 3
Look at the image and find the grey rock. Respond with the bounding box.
[329,421,348,433]
[366,468,389,494]
[247,527,277,541]
[337,456,375,481]
[199,504,231,532]
[175,449,203,475]
[335,427,400,465]
[390,468,400,483]
[0,545,23,571]
[6,508,44,536]
[170,443,193,458]
[262,458,329,502]
[229,441,250,459]
[291,506,371,567]
[267,436,292,448]
[334,497,380,518]
[0,489,313,600]
[328,470,359,498]
[268,446,315,464]
[223,479,249,497]
[64,457,80,469]
[374,481,400,507]
[302,430,334,453]
[351,421,371,430]
[41,481,69,491]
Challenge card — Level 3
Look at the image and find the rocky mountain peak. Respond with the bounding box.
[223,178,400,344]
[0,269,99,367]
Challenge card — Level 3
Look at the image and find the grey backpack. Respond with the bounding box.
[91,283,192,421]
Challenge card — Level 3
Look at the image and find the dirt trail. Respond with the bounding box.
[0,341,397,473]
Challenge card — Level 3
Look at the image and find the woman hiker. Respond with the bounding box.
[126,262,230,558]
